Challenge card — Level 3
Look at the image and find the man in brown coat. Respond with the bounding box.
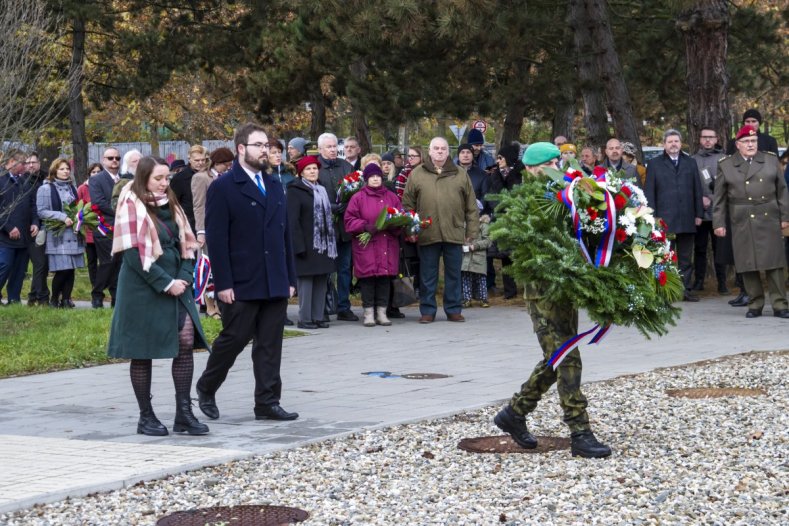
[713,125,789,318]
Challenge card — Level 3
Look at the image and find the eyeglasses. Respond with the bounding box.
[407,154,420,158]
[104,156,121,161]
[244,143,269,149]
[700,136,717,140]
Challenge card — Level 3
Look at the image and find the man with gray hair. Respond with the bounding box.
[644,129,704,302]
[317,132,358,321]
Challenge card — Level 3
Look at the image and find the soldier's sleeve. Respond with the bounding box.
[712,157,729,230]
[772,157,789,223]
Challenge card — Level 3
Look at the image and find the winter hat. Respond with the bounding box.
[295,155,321,175]
[457,143,473,155]
[559,143,577,154]
[742,109,762,124]
[169,159,186,171]
[288,137,308,155]
[467,128,485,145]
[381,152,395,163]
[362,163,384,182]
[497,143,520,166]
[521,142,560,167]
[209,147,234,165]
[621,142,637,157]
[735,125,757,141]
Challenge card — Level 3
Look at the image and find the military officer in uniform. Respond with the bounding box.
[713,125,789,319]
[493,142,611,459]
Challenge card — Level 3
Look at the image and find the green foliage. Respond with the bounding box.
[488,176,682,338]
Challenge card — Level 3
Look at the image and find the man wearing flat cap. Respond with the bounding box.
[494,142,612,459]
[714,125,789,319]
[725,109,779,156]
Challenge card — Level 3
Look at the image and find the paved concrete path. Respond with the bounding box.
[1,297,786,514]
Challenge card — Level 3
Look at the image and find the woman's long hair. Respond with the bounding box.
[129,156,183,220]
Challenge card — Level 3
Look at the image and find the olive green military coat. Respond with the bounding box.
[712,152,789,272]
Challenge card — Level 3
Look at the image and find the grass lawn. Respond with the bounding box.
[0,304,302,379]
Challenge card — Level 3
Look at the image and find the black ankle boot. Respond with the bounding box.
[494,405,537,449]
[137,404,168,436]
[173,394,209,435]
[570,430,611,458]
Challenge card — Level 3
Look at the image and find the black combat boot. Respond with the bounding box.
[137,396,168,436]
[494,405,537,449]
[570,430,611,458]
[173,394,209,435]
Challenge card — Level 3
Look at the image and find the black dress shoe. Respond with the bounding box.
[386,308,405,319]
[717,283,730,295]
[729,292,749,307]
[745,309,762,318]
[297,321,318,329]
[773,309,789,319]
[683,291,700,302]
[196,387,220,420]
[493,405,537,449]
[314,320,330,328]
[255,404,299,421]
[91,300,104,309]
[284,318,294,326]
[571,430,612,458]
[336,310,359,321]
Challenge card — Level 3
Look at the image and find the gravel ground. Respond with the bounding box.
[5,351,787,526]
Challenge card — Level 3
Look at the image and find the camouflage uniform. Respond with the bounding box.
[509,283,590,433]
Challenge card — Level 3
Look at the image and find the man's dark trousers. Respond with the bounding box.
[27,240,49,303]
[92,236,121,304]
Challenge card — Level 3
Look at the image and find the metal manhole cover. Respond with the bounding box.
[400,373,451,380]
[665,387,767,399]
[157,505,309,525]
[458,435,570,454]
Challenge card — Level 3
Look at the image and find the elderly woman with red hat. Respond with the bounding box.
[344,163,403,327]
[287,155,337,329]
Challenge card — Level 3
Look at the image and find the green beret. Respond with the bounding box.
[522,142,561,167]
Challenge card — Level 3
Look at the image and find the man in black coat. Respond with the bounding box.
[22,152,50,305]
[196,122,299,422]
[725,109,779,156]
[170,146,209,231]
[0,149,39,304]
[88,147,123,308]
[645,129,704,302]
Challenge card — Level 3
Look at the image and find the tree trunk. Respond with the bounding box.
[501,95,526,149]
[68,16,88,185]
[678,0,729,151]
[308,91,327,141]
[552,95,575,142]
[568,0,608,150]
[351,104,371,154]
[150,120,160,157]
[585,0,642,156]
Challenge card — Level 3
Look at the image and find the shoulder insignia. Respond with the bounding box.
[765,151,777,157]
[717,155,730,163]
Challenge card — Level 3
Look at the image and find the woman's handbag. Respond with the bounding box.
[391,258,418,308]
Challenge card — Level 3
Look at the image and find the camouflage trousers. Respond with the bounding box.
[509,297,590,433]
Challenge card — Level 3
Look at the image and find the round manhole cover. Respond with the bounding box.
[458,435,570,454]
[400,373,451,380]
[665,387,767,399]
[157,505,309,525]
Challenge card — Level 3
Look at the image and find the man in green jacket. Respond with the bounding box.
[402,137,479,323]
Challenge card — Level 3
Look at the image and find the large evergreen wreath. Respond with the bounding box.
[489,166,683,338]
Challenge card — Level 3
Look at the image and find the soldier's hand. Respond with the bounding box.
[714,227,726,237]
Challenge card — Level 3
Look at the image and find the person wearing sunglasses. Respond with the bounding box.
[88,147,123,308]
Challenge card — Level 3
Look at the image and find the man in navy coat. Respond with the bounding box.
[196,122,299,421]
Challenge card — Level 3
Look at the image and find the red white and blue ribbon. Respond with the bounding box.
[74,209,84,233]
[547,323,612,370]
[193,254,211,305]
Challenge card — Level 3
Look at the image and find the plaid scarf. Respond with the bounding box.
[112,184,198,271]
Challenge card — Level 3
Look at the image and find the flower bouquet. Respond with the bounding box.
[42,200,106,237]
[357,207,432,246]
[336,170,363,205]
[489,164,683,348]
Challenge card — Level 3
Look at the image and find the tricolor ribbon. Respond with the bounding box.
[193,254,211,305]
[547,323,612,370]
[74,209,84,234]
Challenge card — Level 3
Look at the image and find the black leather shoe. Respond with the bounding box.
[570,430,612,458]
[91,300,103,309]
[336,310,359,321]
[386,308,405,319]
[717,283,730,295]
[196,387,219,420]
[284,318,294,326]
[683,291,700,302]
[745,309,762,318]
[729,292,749,307]
[255,404,299,421]
[494,405,537,449]
[297,321,318,329]
[137,408,168,436]
[773,309,789,319]
[314,320,330,328]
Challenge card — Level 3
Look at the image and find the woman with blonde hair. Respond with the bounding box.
[108,156,210,436]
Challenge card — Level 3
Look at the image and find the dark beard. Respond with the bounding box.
[244,150,270,173]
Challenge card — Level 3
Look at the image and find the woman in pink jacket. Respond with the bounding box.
[344,164,402,327]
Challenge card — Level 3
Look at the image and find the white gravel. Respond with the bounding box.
[5,351,787,525]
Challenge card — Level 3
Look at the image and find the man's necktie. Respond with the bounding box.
[672,158,678,168]
[255,173,266,196]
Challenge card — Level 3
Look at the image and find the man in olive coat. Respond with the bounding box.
[714,125,789,318]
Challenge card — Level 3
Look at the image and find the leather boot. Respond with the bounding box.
[494,405,537,449]
[570,430,612,458]
[137,396,168,436]
[363,307,375,327]
[375,306,392,326]
[173,394,209,435]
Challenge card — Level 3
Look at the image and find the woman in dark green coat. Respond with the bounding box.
[108,156,210,436]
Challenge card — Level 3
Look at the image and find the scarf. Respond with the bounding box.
[303,179,337,258]
[112,184,199,271]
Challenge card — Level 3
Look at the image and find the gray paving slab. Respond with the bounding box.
[1,297,787,514]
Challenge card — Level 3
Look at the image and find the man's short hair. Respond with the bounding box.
[699,126,716,134]
[26,151,39,160]
[663,129,682,142]
[318,133,338,148]
[344,136,359,145]
[234,122,267,152]
[6,148,26,162]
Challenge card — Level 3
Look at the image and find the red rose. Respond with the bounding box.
[651,231,664,242]
[658,271,667,286]
[593,166,607,177]
[91,204,99,211]
[572,170,583,179]
[615,228,627,243]
[658,218,668,230]
[587,207,598,220]
[387,207,398,214]
[614,194,627,209]
[555,191,563,201]
[671,251,677,263]
[621,186,632,197]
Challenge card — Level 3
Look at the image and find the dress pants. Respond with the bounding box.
[742,268,788,311]
[671,233,695,290]
[297,274,328,323]
[197,297,288,411]
[418,242,463,316]
[335,240,353,313]
[0,246,29,302]
[27,240,49,303]
[92,236,121,304]
[85,242,98,289]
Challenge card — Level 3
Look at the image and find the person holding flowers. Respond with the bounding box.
[108,156,209,437]
[35,159,84,308]
[344,163,402,327]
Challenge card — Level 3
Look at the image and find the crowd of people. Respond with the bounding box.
[1,110,788,441]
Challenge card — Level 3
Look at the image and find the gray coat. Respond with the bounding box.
[644,152,704,234]
[36,181,85,256]
[692,146,724,221]
[712,152,789,272]
[603,159,639,184]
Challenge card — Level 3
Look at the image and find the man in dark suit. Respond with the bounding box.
[196,122,299,421]
[644,129,704,302]
[22,152,50,305]
[725,109,779,156]
[88,147,123,308]
[0,149,39,304]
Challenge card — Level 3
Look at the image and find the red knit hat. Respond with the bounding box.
[295,155,321,175]
[735,125,757,141]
